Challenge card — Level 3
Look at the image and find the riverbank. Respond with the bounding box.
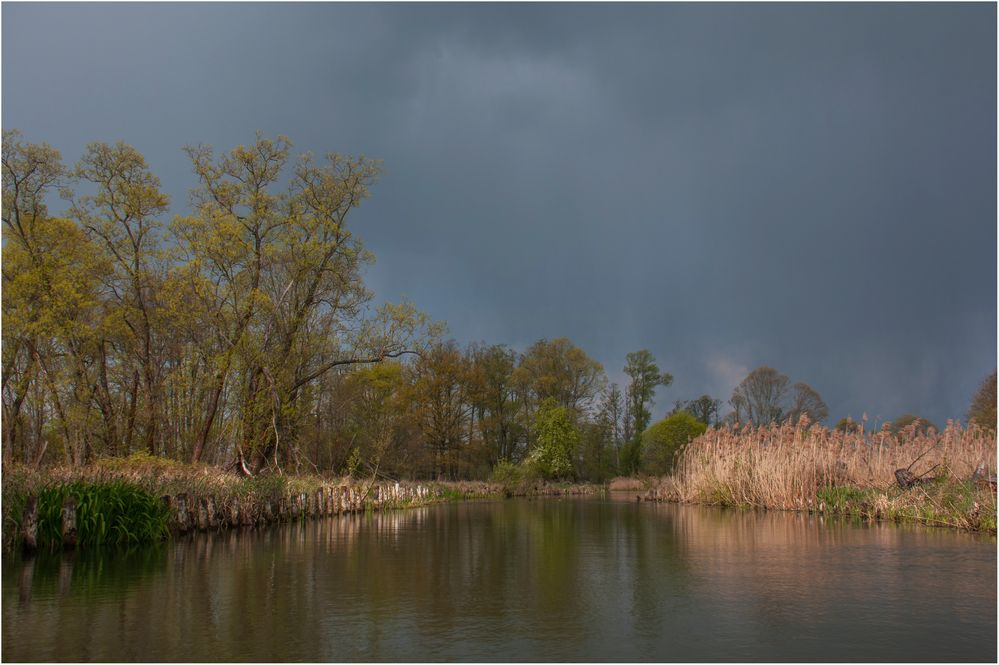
[633,420,997,534]
[2,455,603,552]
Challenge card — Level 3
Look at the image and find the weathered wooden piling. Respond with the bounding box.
[21,495,38,552]
[175,494,191,532]
[228,500,241,527]
[61,497,77,548]
[240,502,253,527]
[198,496,217,530]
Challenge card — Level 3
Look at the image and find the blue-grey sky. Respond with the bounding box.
[3,3,995,426]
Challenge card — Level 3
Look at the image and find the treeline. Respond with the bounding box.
[3,131,437,474]
[0,131,687,481]
[4,131,992,483]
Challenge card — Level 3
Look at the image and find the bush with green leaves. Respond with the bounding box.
[641,411,707,476]
[35,481,170,549]
[527,400,579,480]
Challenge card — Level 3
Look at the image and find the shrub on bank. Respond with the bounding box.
[641,412,708,476]
[34,481,170,549]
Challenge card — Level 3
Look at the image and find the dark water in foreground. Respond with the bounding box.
[2,496,996,662]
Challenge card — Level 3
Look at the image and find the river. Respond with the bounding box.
[3,496,996,661]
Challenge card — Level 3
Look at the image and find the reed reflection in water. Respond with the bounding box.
[3,498,995,662]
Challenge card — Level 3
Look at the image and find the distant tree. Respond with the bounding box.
[336,362,411,478]
[579,420,616,483]
[465,343,521,463]
[620,350,672,474]
[787,383,829,424]
[968,371,997,431]
[730,367,790,425]
[575,384,625,480]
[729,367,828,426]
[641,412,707,476]
[888,414,938,435]
[624,350,673,437]
[527,399,578,480]
[835,417,861,433]
[515,337,605,414]
[598,384,625,450]
[672,395,722,426]
[408,341,470,480]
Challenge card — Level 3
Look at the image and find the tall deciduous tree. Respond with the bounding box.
[619,350,672,473]
[71,141,171,456]
[623,350,672,440]
[515,337,605,415]
[408,341,471,480]
[465,343,521,464]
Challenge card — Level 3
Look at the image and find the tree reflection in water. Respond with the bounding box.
[3,499,995,662]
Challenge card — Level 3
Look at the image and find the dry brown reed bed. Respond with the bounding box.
[650,419,997,533]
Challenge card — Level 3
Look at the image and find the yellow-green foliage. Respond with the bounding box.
[641,412,707,476]
[527,400,579,480]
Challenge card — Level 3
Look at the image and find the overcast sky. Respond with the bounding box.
[3,3,995,426]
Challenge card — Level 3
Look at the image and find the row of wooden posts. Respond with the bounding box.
[166,482,439,534]
[20,482,438,552]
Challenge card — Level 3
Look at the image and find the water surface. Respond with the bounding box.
[3,497,996,661]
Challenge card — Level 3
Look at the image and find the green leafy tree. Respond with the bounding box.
[641,412,707,476]
[621,350,672,474]
[527,400,579,480]
[515,337,605,414]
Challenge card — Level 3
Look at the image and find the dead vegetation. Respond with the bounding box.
[647,418,997,533]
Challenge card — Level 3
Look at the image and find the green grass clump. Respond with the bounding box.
[35,480,170,550]
[816,484,874,510]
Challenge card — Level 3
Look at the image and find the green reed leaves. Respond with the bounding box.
[34,481,170,550]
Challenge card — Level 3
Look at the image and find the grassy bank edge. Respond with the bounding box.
[628,476,997,535]
[2,456,603,552]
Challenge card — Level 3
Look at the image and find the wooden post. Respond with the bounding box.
[316,490,325,518]
[174,493,191,533]
[61,497,77,548]
[241,502,254,527]
[21,495,38,552]
[205,496,218,529]
[229,500,241,527]
[197,498,210,530]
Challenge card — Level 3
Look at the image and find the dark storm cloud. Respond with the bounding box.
[3,3,995,424]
